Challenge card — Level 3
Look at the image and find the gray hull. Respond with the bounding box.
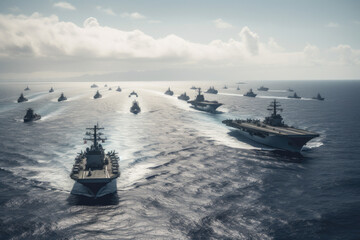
[71,179,117,198]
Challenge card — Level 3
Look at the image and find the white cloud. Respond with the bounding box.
[121,12,146,20]
[326,22,339,28]
[213,18,233,29]
[54,2,76,10]
[96,6,116,16]
[239,26,259,55]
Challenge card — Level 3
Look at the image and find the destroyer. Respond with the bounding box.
[23,108,41,122]
[24,86,30,91]
[116,86,122,92]
[130,100,141,114]
[165,87,174,96]
[91,84,98,88]
[258,86,269,91]
[205,86,218,94]
[178,92,190,101]
[188,88,222,113]
[17,93,28,103]
[94,90,102,99]
[70,125,120,198]
[129,91,138,97]
[58,93,67,102]
[244,89,257,97]
[288,92,301,99]
[49,87,54,93]
[222,99,319,152]
[313,93,324,101]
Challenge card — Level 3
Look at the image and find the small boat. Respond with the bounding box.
[49,87,54,93]
[190,86,197,90]
[17,93,28,103]
[205,86,218,94]
[287,88,294,92]
[23,108,41,122]
[288,92,301,99]
[257,86,269,91]
[244,89,257,97]
[116,86,122,92]
[313,93,324,101]
[130,100,141,114]
[91,84,98,88]
[164,87,174,96]
[178,92,190,101]
[129,91,138,97]
[94,90,102,99]
[24,86,30,91]
[58,93,67,102]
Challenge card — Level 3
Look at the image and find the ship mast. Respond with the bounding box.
[267,99,282,116]
[83,125,107,148]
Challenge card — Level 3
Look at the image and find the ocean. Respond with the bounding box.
[0,80,359,239]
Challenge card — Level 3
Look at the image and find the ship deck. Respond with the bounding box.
[228,121,319,137]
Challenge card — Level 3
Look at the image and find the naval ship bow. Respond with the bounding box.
[70,125,120,198]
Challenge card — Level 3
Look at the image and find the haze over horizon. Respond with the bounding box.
[0,0,359,82]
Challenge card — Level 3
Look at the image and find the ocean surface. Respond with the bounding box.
[0,80,359,240]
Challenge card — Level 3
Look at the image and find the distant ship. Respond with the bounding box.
[257,86,269,91]
[94,90,102,99]
[313,93,324,101]
[288,92,301,99]
[130,100,141,114]
[109,87,112,90]
[164,87,174,96]
[104,84,108,87]
[188,88,222,113]
[91,84,98,88]
[178,92,190,101]
[287,88,294,92]
[205,86,218,94]
[244,89,257,97]
[190,86,197,90]
[70,125,120,198]
[17,93,28,103]
[49,87,54,93]
[237,85,240,90]
[23,108,41,122]
[58,93,67,102]
[222,99,319,152]
[129,91,138,97]
[223,85,228,89]
[116,86,122,92]
[24,86,30,91]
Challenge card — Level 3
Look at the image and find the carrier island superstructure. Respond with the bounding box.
[222,100,319,152]
[70,125,120,198]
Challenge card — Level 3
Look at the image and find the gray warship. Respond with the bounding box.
[188,88,222,113]
[49,87,54,93]
[70,125,120,198]
[130,100,141,114]
[58,93,67,102]
[288,92,301,99]
[129,91,138,97]
[91,84,98,88]
[222,99,319,152]
[94,90,102,99]
[313,93,324,101]
[116,86,122,92]
[23,108,41,122]
[17,93,28,103]
[244,89,257,97]
[165,87,174,96]
[258,86,269,91]
[178,92,190,101]
[205,86,218,94]
[24,86,30,91]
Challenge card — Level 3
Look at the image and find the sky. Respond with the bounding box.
[0,0,359,81]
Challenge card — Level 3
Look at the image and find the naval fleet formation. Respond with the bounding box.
[16,83,323,198]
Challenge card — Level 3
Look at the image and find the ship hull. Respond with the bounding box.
[188,101,222,113]
[71,179,117,198]
[234,129,315,152]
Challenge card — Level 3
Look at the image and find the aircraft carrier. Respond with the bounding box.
[70,125,120,198]
[188,88,222,113]
[222,100,319,152]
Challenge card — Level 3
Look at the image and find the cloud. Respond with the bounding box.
[121,12,146,20]
[213,18,233,29]
[239,26,259,55]
[326,22,339,28]
[96,6,116,16]
[54,2,76,10]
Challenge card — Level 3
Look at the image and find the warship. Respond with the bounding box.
[205,86,218,94]
[287,88,294,92]
[70,125,120,198]
[178,92,190,101]
[104,84,108,87]
[288,92,301,99]
[49,87,54,93]
[190,86,197,90]
[222,99,319,152]
[244,89,257,97]
[17,93,28,103]
[237,85,240,90]
[94,90,102,99]
[313,93,324,101]
[129,91,138,97]
[58,93,67,102]
[164,87,174,96]
[188,88,222,113]
[116,86,122,92]
[258,86,269,91]
[91,84,98,88]
[109,87,112,90]
[223,85,228,89]
[130,100,141,114]
[23,108,41,122]
[24,86,30,91]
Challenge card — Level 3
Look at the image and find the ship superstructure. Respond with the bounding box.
[178,92,190,101]
[70,125,120,198]
[23,108,41,122]
[222,99,319,152]
[17,93,28,103]
[130,100,141,114]
[165,87,174,96]
[188,88,222,113]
